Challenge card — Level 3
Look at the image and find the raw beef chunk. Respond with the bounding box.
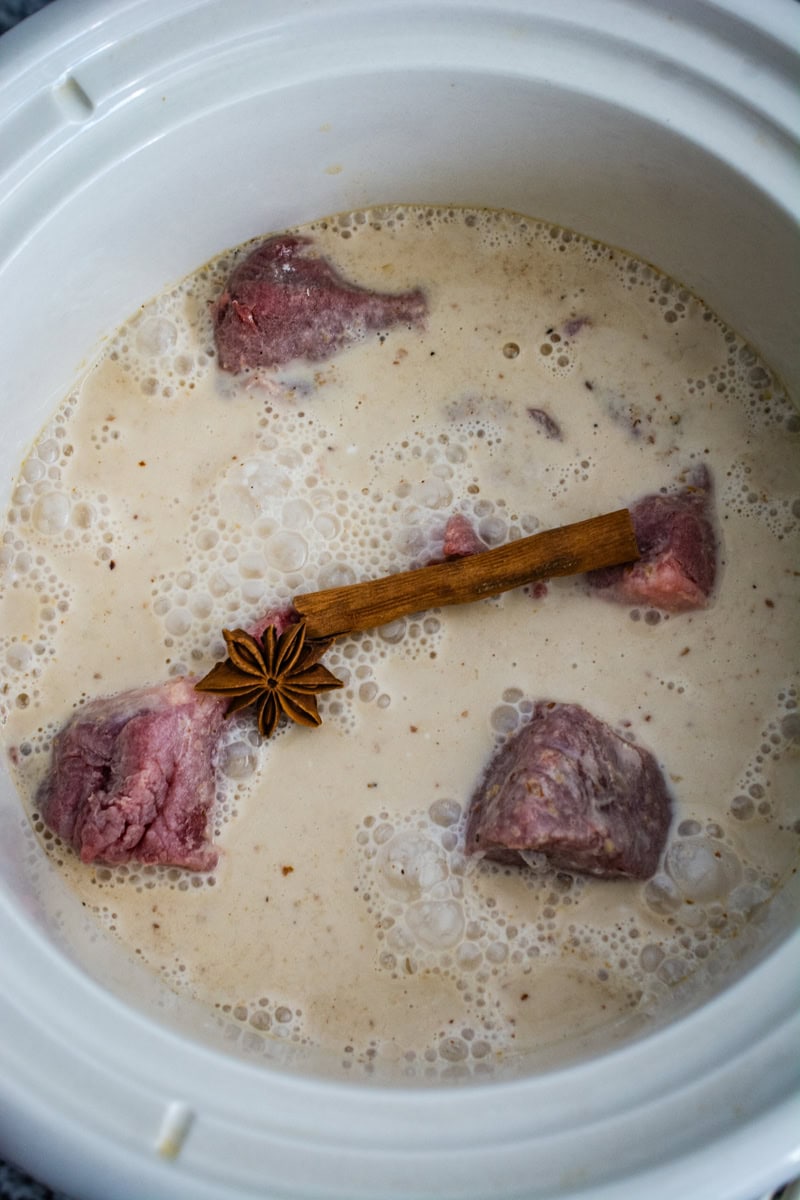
[442,513,487,559]
[249,603,298,642]
[586,465,717,612]
[39,679,225,871]
[213,235,427,372]
[465,701,672,880]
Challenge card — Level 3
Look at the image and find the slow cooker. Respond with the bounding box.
[0,2,798,1197]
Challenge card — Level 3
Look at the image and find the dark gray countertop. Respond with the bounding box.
[0,0,52,34]
[0,1162,72,1200]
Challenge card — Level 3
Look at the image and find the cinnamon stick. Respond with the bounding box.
[294,508,638,639]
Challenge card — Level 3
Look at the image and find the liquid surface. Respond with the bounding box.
[1,206,799,1080]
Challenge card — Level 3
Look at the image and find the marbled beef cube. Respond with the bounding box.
[465,701,672,880]
[213,235,427,372]
[39,679,225,872]
[587,465,717,612]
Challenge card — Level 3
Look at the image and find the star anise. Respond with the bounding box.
[195,620,343,738]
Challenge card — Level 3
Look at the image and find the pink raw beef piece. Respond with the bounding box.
[37,607,302,872]
[38,679,225,871]
[248,604,298,641]
[442,513,487,558]
[586,465,718,612]
[213,235,427,372]
[465,701,672,880]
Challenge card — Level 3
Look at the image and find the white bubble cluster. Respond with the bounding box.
[353,798,597,1073]
[0,411,129,719]
[729,686,799,827]
[722,460,799,540]
[107,266,225,399]
[219,995,307,1045]
[535,311,592,380]
[615,258,701,328]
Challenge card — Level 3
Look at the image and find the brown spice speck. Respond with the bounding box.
[281,865,294,877]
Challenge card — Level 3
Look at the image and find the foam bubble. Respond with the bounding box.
[219,740,258,780]
[406,899,465,950]
[136,316,178,356]
[376,832,448,902]
[665,838,741,903]
[32,492,71,535]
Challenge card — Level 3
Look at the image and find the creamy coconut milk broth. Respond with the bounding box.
[1,206,798,1079]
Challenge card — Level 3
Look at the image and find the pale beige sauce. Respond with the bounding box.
[1,206,798,1077]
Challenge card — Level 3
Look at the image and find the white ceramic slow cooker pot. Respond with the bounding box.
[0,2,798,1198]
